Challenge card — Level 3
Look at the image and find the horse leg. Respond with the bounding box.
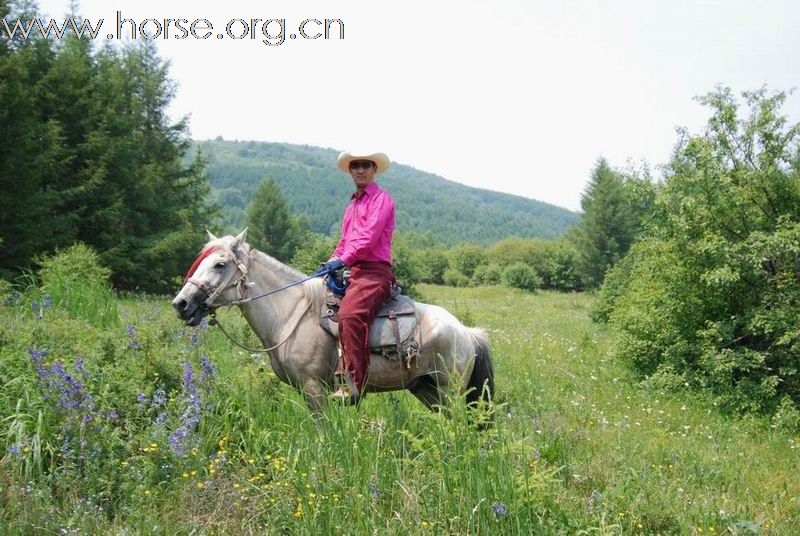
[302,378,327,420]
[410,373,447,412]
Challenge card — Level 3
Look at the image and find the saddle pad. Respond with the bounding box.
[370,294,417,348]
[320,294,418,349]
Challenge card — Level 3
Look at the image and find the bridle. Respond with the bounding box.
[185,247,251,311]
[182,245,320,353]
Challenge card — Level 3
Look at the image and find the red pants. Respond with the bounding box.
[338,261,394,391]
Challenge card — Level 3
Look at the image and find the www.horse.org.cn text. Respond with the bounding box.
[1,11,345,47]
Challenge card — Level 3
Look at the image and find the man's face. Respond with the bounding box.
[349,160,377,189]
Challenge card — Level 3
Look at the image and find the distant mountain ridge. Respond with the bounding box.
[195,139,579,245]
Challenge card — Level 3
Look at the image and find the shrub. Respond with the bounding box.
[443,268,471,288]
[598,88,800,416]
[391,237,423,298]
[537,239,582,291]
[471,264,503,286]
[450,245,487,278]
[488,238,581,291]
[36,243,119,328]
[502,263,541,292]
[290,232,337,274]
[416,249,450,284]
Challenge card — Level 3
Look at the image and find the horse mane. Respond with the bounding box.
[249,249,327,311]
[202,236,326,311]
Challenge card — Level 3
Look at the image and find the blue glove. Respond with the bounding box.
[322,258,344,274]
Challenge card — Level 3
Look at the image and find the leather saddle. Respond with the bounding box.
[319,285,420,363]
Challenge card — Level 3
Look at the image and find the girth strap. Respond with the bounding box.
[388,310,402,359]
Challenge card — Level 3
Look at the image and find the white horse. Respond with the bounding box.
[171,230,493,415]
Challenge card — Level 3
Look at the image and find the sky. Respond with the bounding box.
[30,0,800,211]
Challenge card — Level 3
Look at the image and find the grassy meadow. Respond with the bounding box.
[0,284,798,534]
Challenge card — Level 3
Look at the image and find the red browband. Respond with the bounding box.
[184,246,216,284]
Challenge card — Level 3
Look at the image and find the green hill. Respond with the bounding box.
[195,139,579,245]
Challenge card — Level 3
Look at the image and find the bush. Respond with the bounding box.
[488,238,581,291]
[471,264,502,286]
[416,249,449,284]
[592,250,636,323]
[443,268,471,288]
[598,88,800,416]
[290,232,337,274]
[450,245,487,278]
[502,263,541,292]
[537,239,582,291]
[391,237,423,298]
[36,243,119,328]
[488,237,546,269]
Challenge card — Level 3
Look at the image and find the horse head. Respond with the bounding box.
[172,228,250,326]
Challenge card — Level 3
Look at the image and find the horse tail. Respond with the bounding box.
[465,327,494,407]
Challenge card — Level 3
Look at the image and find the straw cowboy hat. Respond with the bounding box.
[336,151,391,174]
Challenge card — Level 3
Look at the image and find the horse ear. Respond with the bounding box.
[231,227,248,249]
[206,229,219,242]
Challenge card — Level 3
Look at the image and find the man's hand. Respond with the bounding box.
[322,258,344,274]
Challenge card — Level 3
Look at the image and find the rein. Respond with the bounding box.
[227,273,322,306]
[209,299,312,354]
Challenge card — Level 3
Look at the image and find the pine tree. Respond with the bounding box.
[577,158,638,287]
[0,1,65,276]
[96,40,217,291]
[245,178,306,262]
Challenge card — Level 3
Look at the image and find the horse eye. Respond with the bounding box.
[214,261,226,269]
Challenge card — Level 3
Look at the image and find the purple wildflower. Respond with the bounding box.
[491,502,509,519]
[42,294,53,308]
[7,444,22,456]
[184,361,195,387]
[30,351,96,427]
[586,490,603,517]
[369,482,382,499]
[74,358,90,379]
[60,438,73,458]
[169,361,202,457]
[28,347,49,377]
[199,356,215,383]
[31,300,42,319]
[209,451,227,465]
[5,290,21,305]
[137,393,149,406]
[125,325,141,350]
[152,388,167,407]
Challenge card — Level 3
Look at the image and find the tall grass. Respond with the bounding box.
[0,284,797,533]
[36,243,120,328]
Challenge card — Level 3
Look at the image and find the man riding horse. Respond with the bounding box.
[173,150,493,416]
[321,151,396,404]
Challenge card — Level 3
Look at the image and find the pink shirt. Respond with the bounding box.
[333,181,395,266]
